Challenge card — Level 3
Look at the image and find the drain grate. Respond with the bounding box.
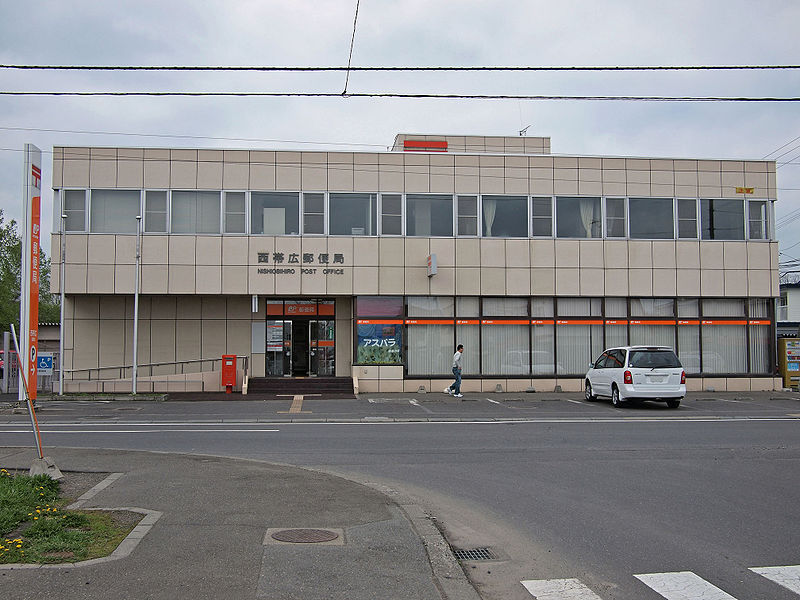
[451,547,497,561]
[270,528,339,543]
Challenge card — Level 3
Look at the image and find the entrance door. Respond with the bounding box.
[266,320,291,376]
[264,300,336,377]
[291,321,310,376]
[310,320,335,376]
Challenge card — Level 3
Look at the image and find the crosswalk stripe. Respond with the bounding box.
[634,571,738,600]
[750,565,800,594]
[520,578,604,599]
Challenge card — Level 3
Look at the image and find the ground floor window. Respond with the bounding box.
[352,296,775,377]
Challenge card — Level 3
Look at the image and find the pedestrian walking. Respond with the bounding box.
[444,344,464,398]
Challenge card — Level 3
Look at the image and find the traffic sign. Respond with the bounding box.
[37,353,53,375]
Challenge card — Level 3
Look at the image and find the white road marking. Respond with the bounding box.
[0,428,280,434]
[409,399,433,413]
[564,399,584,404]
[750,565,800,594]
[521,578,604,599]
[634,571,738,599]
[486,398,503,405]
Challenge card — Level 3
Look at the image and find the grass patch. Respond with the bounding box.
[0,469,138,564]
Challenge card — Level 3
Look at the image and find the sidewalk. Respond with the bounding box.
[0,447,478,600]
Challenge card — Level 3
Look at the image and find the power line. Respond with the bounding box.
[342,0,361,95]
[1,91,799,101]
[1,64,799,72]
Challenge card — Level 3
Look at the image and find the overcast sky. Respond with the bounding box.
[1,0,799,266]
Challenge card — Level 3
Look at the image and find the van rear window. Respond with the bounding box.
[628,350,681,368]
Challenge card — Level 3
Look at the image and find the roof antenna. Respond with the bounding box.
[519,124,533,136]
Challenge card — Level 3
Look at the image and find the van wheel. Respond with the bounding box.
[611,386,624,407]
[585,380,597,401]
[666,399,681,409]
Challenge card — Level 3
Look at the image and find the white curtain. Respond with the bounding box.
[556,324,603,375]
[482,324,529,375]
[677,324,700,373]
[749,325,770,373]
[630,324,676,349]
[483,197,497,236]
[408,325,454,375]
[701,324,747,373]
[579,198,595,237]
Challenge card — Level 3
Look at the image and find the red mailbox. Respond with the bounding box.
[221,355,237,393]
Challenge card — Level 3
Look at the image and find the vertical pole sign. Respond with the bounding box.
[19,144,41,405]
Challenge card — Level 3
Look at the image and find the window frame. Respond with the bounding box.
[62,188,88,232]
[379,193,403,236]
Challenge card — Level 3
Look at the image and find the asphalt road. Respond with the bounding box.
[2,391,799,600]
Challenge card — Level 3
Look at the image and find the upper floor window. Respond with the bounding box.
[330,193,376,235]
[556,196,601,238]
[532,197,552,237]
[678,199,698,238]
[145,191,168,233]
[251,192,299,235]
[457,196,478,236]
[605,197,626,238]
[63,190,87,232]
[90,189,140,233]
[380,194,402,235]
[303,193,325,235]
[629,197,674,239]
[482,195,527,237]
[406,194,452,236]
[172,191,220,234]
[701,199,744,240]
[748,200,768,240]
[224,192,246,234]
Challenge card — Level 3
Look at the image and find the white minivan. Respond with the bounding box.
[585,346,686,408]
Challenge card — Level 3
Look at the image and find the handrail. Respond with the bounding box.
[63,355,249,381]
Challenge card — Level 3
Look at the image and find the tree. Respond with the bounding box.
[0,208,60,334]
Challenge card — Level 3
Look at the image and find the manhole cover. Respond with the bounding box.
[270,528,339,543]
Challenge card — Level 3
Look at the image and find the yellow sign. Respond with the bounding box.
[736,187,754,194]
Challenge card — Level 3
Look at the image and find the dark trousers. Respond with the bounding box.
[450,367,462,394]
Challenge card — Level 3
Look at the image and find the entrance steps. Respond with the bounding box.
[247,377,355,396]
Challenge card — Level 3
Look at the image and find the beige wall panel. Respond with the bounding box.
[404,237,430,268]
[721,171,745,188]
[722,160,744,172]
[652,270,677,296]
[505,239,530,268]
[87,264,115,294]
[74,296,100,319]
[455,238,480,267]
[150,296,176,319]
[378,154,404,192]
[354,164,379,191]
[405,171,430,194]
[98,319,126,367]
[87,235,116,265]
[249,236,275,268]
[379,237,405,267]
[629,269,653,296]
[479,159,504,193]
[326,267,353,295]
[628,241,653,268]
[603,169,626,183]
[579,168,602,184]
[579,268,604,296]
[378,379,404,393]
[196,236,222,265]
[429,267,455,295]
[196,265,222,294]
[626,158,650,171]
[554,240,579,267]
[605,269,629,295]
[626,169,650,184]
[144,156,170,188]
[222,161,249,189]
[747,243,771,269]
[222,236,249,265]
[650,159,673,171]
[506,268,531,296]
[652,241,677,269]
[747,270,772,296]
[723,242,747,269]
[66,235,88,264]
[115,235,136,265]
[353,237,379,266]
[579,240,604,268]
[405,266,430,295]
[455,172,480,194]
[481,239,506,267]
[455,267,481,295]
[553,178,578,195]
[301,271,327,295]
[201,320,227,359]
[248,267,275,294]
[700,270,725,296]
[275,152,301,190]
[554,157,578,168]
[327,236,353,265]
[176,319,201,361]
[772,270,780,297]
[675,170,698,187]
[168,265,196,294]
[328,162,354,192]
[651,184,675,197]
[62,148,90,187]
[65,264,87,293]
[170,151,197,188]
[117,152,144,188]
[676,241,701,268]
[770,241,779,270]
[125,318,151,366]
[555,268,580,295]
[603,240,628,268]
[531,239,555,267]
[698,170,721,186]
[744,171,768,189]
[72,318,99,370]
[352,266,379,294]
[226,320,251,358]
[626,183,650,196]
[480,267,505,295]
[275,271,301,295]
[431,170,455,193]
[141,265,168,294]
[724,270,748,296]
[578,180,603,195]
[53,155,64,188]
[602,182,627,196]
[197,159,223,189]
[249,151,276,190]
[300,237,328,263]
[225,296,250,320]
[578,157,602,169]
[379,267,405,294]
[430,238,455,267]
[169,236,196,265]
[531,267,555,295]
[142,235,168,264]
[504,167,528,195]
[700,243,724,269]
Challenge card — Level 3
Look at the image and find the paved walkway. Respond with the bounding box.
[0,447,478,600]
